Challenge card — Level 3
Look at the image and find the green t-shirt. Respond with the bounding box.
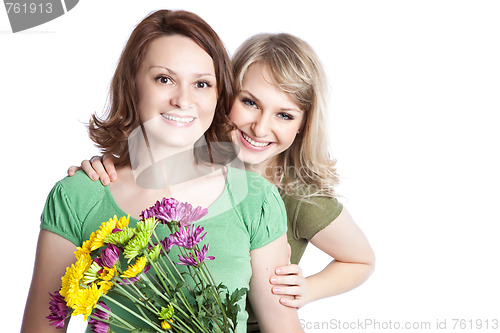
[41,168,287,333]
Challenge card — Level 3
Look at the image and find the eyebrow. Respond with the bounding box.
[150,66,215,78]
[240,90,303,113]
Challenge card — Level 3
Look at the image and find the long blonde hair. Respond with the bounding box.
[232,33,339,199]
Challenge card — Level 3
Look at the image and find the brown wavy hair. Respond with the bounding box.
[88,10,235,166]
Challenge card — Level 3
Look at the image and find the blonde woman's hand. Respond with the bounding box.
[67,155,117,185]
[270,264,308,309]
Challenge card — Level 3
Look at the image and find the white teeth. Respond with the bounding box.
[162,114,195,123]
[242,132,270,147]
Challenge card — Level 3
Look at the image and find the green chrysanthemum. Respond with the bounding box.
[147,244,161,262]
[104,227,135,246]
[158,304,174,320]
[82,261,101,285]
[124,230,152,262]
[136,217,157,233]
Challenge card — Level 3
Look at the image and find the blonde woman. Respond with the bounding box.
[70,32,375,332]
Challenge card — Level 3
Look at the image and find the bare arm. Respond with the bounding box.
[248,234,304,332]
[21,230,77,332]
[271,207,375,308]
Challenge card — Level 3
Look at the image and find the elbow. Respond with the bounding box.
[363,248,376,277]
[366,247,376,272]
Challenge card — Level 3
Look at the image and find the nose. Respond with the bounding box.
[170,84,193,109]
[251,112,271,138]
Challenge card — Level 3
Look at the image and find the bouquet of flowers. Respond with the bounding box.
[47,198,246,332]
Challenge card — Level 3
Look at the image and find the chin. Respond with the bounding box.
[240,152,272,167]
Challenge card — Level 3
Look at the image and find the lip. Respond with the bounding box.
[238,130,274,152]
[161,113,197,127]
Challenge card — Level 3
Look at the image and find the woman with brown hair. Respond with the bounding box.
[22,10,303,333]
[77,31,375,333]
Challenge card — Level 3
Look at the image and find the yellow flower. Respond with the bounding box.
[99,266,117,281]
[70,283,102,320]
[116,215,130,229]
[60,253,92,305]
[74,237,94,256]
[161,320,172,330]
[98,280,114,295]
[121,256,147,279]
[90,216,120,251]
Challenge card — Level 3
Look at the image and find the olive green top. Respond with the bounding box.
[281,191,343,265]
[246,190,343,332]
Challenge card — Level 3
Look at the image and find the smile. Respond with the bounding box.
[161,114,196,123]
[241,131,271,148]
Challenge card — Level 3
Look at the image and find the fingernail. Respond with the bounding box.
[92,174,99,181]
[270,276,278,284]
[275,268,283,274]
[272,287,280,294]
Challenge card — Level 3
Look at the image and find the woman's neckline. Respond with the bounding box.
[104,165,231,223]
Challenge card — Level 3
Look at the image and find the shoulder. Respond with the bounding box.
[225,168,287,250]
[41,171,108,245]
[57,170,106,195]
[52,170,108,214]
[282,189,343,239]
[282,191,342,213]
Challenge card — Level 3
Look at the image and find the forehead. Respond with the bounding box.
[243,63,302,108]
[142,34,215,74]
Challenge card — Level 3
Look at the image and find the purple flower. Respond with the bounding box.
[160,234,176,252]
[176,202,208,227]
[47,291,71,329]
[148,234,175,253]
[173,225,207,249]
[98,243,120,268]
[89,301,111,333]
[178,244,214,266]
[141,198,179,224]
[141,198,208,226]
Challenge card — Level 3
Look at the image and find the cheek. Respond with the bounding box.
[198,93,218,126]
[277,127,299,148]
[204,91,218,112]
[136,97,153,122]
[228,105,246,127]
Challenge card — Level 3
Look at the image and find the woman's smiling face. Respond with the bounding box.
[135,34,217,151]
[229,62,305,167]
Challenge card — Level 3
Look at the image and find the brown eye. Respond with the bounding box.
[155,75,173,85]
[195,81,212,89]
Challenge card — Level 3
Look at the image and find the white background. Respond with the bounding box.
[2,1,499,332]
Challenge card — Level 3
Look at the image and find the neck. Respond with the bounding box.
[128,123,212,188]
[244,158,281,185]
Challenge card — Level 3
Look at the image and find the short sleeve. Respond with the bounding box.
[249,186,287,250]
[40,182,83,246]
[293,196,343,241]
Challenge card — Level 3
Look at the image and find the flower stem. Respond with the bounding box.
[101,293,162,332]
